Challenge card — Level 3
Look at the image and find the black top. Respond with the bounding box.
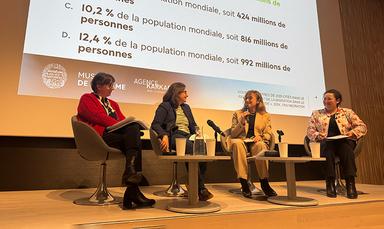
[246,113,256,138]
[151,101,197,137]
[327,114,341,137]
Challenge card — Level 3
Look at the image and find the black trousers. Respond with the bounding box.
[321,139,356,178]
[102,123,142,171]
[170,130,207,191]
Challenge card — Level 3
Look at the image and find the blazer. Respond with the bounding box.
[77,93,125,136]
[306,107,367,142]
[231,110,273,143]
[151,101,197,138]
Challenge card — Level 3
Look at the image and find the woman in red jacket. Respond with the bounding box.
[77,72,155,209]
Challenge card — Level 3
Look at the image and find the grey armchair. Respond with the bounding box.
[71,116,124,205]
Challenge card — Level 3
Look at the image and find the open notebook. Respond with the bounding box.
[105,116,149,133]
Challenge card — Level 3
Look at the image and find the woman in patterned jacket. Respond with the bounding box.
[307,89,367,199]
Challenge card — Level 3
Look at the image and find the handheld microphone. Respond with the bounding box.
[276,130,284,143]
[244,105,250,123]
[207,120,225,137]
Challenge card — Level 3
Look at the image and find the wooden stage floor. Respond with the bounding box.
[1,181,384,229]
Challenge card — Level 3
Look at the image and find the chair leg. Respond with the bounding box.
[154,162,187,197]
[74,162,122,205]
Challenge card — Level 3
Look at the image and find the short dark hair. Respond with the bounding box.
[324,89,343,107]
[91,72,115,93]
[163,82,186,108]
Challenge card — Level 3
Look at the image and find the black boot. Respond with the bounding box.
[260,178,277,197]
[239,178,252,198]
[123,184,155,209]
[326,177,337,198]
[122,153,142,186]
[198,187,214,201]
[346,176,358,199]
[122,186,133,209]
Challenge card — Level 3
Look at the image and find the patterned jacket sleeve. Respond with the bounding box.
[347,109,367,139]
[307,111,321,142]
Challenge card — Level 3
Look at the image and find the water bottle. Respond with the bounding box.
[193,126,206,155]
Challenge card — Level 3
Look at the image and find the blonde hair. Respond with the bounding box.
[242,90,267,114]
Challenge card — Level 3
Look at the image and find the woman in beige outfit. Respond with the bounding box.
[230,90,277,198]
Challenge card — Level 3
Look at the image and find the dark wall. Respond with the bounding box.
[0,137,324,191]
[338,0,384,184]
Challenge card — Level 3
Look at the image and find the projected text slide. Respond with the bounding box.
[19,0,325,116]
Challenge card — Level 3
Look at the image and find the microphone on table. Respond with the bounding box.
[207,120,225,137]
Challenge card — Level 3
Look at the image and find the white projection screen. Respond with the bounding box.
[1,0,351,143]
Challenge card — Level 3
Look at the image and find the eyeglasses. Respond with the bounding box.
[106,83,115,89]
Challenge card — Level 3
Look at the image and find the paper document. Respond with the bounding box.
[106,116,149,133]
[326,135,348,140]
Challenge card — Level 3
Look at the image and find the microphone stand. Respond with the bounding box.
[214,130,219,152]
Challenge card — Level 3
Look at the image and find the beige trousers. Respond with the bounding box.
[230,138,269,180]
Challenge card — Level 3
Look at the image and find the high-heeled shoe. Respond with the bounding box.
[123,185,155,209]
[121,154,143,186]
[198,188,214,201]
[122,195,133,210]
[136,187,156,207]
[239,178,252,198]
[326,177,337,198]
[346,176,358,199]
[260,178,277,197]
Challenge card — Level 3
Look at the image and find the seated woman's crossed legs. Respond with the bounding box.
[231,139,277,198]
